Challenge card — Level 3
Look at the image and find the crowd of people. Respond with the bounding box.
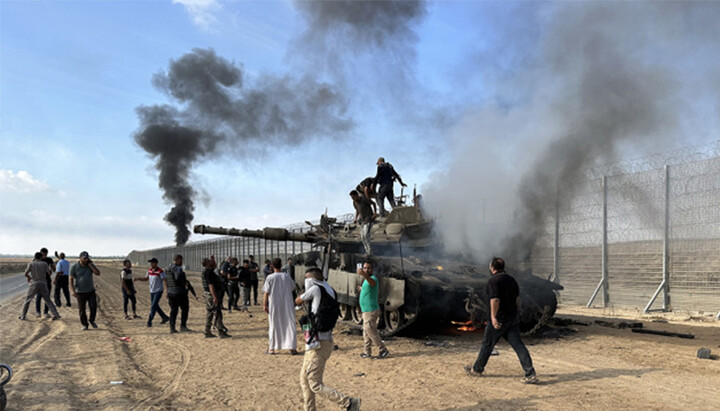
[17,221,537,410]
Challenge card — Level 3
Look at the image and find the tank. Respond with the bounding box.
[193,193,562,336]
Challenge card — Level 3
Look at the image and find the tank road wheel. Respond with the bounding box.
[384,309,404,333]
[351,305,363,325]
[338,304,351,321]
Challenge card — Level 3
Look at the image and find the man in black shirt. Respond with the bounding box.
[465,257,538,384]
[373,157,406,217]
[201,256,230,338]
[351,190,376,255]
[248,255,260,305]
[238,259,252,312]
[225,258,241,311]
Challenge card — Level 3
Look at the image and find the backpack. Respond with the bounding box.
[310,285,341,333]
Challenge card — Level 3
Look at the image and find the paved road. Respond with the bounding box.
[0,273,28,303]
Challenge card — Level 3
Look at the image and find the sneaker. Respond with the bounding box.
[125,315,131,320]
[90,321,98,329]
[378,350,390,359]
[219,333,231,339]
[170,327,179,334]
[160,317,169,324]
[44,313,51,319]
[147,323,152,328]
[180,326,190,332]
[347,397,362,411]
[360,353,371,359]
[35,313,41,318]
[464,364,482,377]
[82,325,89,331]
[522,375,539,384]
[133,314,141,319]
[52,315,61,321]
[18,315,26,320]
[204,332,217,338]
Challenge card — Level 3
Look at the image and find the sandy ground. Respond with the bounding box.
[1,263,719,410]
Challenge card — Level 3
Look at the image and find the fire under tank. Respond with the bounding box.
[193,194,562,336]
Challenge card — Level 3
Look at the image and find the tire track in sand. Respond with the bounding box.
[129,338,191,410]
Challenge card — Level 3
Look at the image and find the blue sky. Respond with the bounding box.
[2,1,718,257]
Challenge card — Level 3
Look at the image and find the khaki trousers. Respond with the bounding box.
[362,309,386,355]
[21,281,59,318]
[300,340,350,411]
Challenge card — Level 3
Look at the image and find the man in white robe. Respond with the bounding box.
[262,257,298,354]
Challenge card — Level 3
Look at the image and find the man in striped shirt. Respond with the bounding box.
[135,258,169,327]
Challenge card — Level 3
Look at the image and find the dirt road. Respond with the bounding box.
[1,263,718,410]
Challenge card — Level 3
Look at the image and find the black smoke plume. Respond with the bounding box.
[135,48,352,244]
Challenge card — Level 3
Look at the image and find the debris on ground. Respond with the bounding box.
[551,317,590,326]
[595,320,643,329]
[423,340,449,348]
[697,348,711,359]
[631,328,694,339]
[340,328,363,336]
[353,373,366,377]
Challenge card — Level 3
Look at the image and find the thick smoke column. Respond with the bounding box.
[292,0,430,118]
[295,0,427,51]
[135,48,352,244]
[424,2,720,261]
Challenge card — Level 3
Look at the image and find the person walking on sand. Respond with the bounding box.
[19,252,61,321]
[121,259,140,320]
[165,254,191,333]
[357,261,389,359]
[262,258,298,355]
[135,258,169,327]
[54,252,71,307]
[296,267,361,411]
[464,257,538,384]
[35,247,56,318]
[201,256,230,339]
[70,251,101,330]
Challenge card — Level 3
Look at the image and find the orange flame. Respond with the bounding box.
[451,320,476,331]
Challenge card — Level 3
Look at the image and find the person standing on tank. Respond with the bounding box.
[350,190,376,256]
[373,157,406,217]
[464,257,538,384]
[70,251,101,330]
[357,261,389,359]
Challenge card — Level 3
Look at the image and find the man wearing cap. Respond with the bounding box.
[373,157,406,217]
[69,251,101,330]
[135,257,169,327]
[201,256,231,338]
[19,252,61,321]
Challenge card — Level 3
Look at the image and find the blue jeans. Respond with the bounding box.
[148,291,168,325]
[472,319,535,377]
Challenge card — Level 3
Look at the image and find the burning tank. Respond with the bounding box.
[193,192,562,336]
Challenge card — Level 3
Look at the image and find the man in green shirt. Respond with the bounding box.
[70,251,101,330]
[357,261,389,359]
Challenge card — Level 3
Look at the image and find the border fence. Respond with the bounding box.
[128,150,720,319]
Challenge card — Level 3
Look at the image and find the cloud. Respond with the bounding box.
[0,169,50,193]
[173,0,221,29]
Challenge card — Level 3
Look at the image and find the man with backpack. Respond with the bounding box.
[295,267,361,411]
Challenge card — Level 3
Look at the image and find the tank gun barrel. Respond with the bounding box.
[193,224,319,243]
